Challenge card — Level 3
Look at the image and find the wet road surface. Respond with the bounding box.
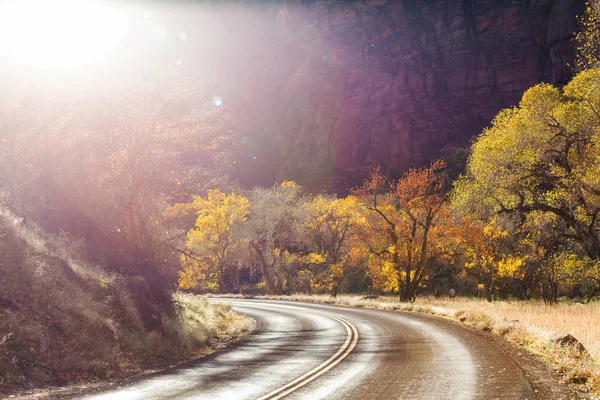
[79,299,538,400]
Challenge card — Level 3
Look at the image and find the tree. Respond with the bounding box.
[0,78,235,310]
[453,68,600,299]
[459,215,527,301]
[168,190,249,293]
[244,181,307,294]
[354,161,457,301]
[575,0,600,71]
[78,81,233,278]
[302,195,363,297]
[552,252,600,302]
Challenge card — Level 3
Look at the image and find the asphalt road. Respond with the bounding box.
[79,299,542,400]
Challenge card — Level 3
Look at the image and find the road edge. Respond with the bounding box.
[216,295,582,400]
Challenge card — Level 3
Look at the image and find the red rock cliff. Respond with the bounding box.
[189,0,584,191]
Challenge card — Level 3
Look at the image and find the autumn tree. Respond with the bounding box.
[575,0,600,71]
[552,252,600,302]
[79,81,233,277]
[244,181,307,294]
[454,68,600,300]
[168,190,249,293]
[301,195,363,297]
[459,215,527,301]
[354,162,457,301]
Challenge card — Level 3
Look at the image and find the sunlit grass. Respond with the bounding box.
[176,293,255,345]
[414,297,600,358]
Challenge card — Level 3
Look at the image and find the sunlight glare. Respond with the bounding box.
[0,0,129,70]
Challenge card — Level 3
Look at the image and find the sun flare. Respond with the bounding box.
[0,0,129,70]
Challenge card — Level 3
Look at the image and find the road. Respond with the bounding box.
[78,299,544,400]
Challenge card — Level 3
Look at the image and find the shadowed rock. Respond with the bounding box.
[552,334,589,357]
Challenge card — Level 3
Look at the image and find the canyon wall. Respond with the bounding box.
[184,0,585,191]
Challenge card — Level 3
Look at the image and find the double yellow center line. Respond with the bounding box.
[257,312,359,400]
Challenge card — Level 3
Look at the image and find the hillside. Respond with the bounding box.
[0,207,252,395]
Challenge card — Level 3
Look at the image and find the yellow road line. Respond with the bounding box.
[255,309,359,400]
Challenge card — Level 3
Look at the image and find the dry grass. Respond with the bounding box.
[415,298,600,358]
[175,293,255,350]
[213,293,600,398]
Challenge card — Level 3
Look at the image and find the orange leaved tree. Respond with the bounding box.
[353,161,457,301]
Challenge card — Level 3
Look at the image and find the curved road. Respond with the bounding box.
[79,299,540,400]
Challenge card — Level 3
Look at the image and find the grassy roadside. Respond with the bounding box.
[0,207,255,397]
[116,292,256,373]
[3,294,254,399]
[175,292,255,358]
[210,294,599,399]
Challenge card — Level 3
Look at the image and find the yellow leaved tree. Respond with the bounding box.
[302,195,364,297]
[459,215,527,301]
[168,190,249,293]
[453,68,600,302]
[575,0,600,71]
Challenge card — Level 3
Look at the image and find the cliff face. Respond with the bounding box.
[206,0,584,191]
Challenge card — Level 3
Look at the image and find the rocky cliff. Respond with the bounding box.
[181,0,584,191]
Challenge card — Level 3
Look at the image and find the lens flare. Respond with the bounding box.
[212,96,223,107]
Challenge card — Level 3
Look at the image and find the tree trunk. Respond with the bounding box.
[486,279,494,302]
[217,269,226,293]
[409,279,419,302]
[232,263,243,296]
[330,272,344,298]
[280,263,295,294]
[251,243,277,294]
[586,285,599,304]
[400,264,412,302]
[400,285,415,302]
[330,283,338,298]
